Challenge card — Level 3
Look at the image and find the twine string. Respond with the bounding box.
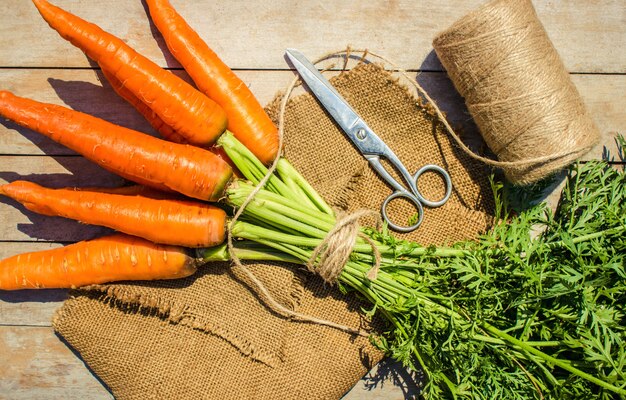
[228,26,592,331]
[224,47,466,334]
[306,209,382,283]
[226,53,384,336]
[313,48,590,173]
[229,0,599,336]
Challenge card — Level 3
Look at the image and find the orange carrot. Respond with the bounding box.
[32,0,228,147]
[0,91,232,201]
[99,65,188,144]
[0,234,197,290]
[146,0,279,165]
[0,181,227,248]
[98,65,242,177]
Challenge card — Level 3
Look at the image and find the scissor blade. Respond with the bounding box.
[285,49,363,139]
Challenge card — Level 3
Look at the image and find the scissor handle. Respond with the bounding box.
[380,164,452,233]
[412,164,453,208]
[381,190,425,233]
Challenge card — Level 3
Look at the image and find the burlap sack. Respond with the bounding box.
[53,62,494,399]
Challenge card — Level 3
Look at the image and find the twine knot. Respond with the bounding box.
[307,209,382,283]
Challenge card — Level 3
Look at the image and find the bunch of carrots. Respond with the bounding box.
[4,3,626,397]
[0,0,280,289]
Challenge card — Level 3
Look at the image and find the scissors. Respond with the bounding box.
[285,49,452,232]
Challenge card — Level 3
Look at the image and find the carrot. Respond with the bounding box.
[0,91,232,201]
[145,0,279,165]
[0,181,227,248]
[99,65,188,144]
[98,65,243,177]
[32,0,228,147]
[0,234,197,290]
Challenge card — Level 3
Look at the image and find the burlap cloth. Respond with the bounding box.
[53,62,494,399]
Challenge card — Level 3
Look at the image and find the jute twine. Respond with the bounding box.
[226,51,385,336]
[223,45,492,334]
[224,42,502,334]
[432,0,600,184]
[306,209,382,283]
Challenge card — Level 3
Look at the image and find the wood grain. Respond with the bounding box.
[0,156,126,242]
[0,326,113,399]
[0,0,623,73]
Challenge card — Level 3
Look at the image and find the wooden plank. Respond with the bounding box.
[414,72,625,162]
[0,155,124,187]
[1,69,623,158]
[0,325,416,399]
[0,326,113,399]
[571,74,626,162]
[0,0,623,73]
[343,358,421,400]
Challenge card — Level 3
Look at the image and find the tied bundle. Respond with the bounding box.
[432,0,600,184]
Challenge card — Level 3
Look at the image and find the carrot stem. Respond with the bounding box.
[197,242,300,264]
[275,158,334,215]
[227,181,336,226]
[218,131,299,202]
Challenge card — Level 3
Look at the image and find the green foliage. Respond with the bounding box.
[222,133,626,399]
[371,146,626,399]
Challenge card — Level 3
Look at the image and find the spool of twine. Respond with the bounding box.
[432,0,600,184]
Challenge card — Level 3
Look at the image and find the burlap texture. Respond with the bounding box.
[54,265,380,400]
[53,62,494,399]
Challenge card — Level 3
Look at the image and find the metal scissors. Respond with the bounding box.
[285,49,452,232]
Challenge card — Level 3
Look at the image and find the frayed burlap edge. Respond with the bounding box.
[53,268,310,367]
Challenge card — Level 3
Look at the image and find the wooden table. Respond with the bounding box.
[1,1,624,398]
